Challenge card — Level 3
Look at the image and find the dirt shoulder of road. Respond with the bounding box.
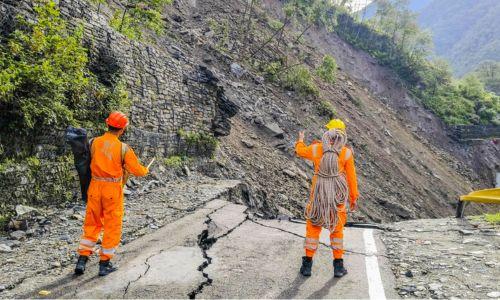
[382,217,500,299]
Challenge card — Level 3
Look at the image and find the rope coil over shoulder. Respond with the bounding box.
[305,129,348,231]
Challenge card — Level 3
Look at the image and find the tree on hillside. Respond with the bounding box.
[110,0,173,40]
[472,61,500,95]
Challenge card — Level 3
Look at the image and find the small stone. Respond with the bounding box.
[404,270,414,278]
[0,285,5,291]
[149,224,159,229]
[15,204,38,216]
[263,122,284,139]
[0,244,12,253]
[183,166,191,177]
[254,76,264,84]
[429,283,442,291]
[123,188,132,195]
[50,261,61,268]
[485,261,496,267]
[70,214,83,221]
[487,292,500,298]
[459,229,474,235]
[9,230,26,240]
[283,169,297,178]
[423,241,432,245]
[59,235,71,241]
[230,63,246,78]
[241,139,255,149]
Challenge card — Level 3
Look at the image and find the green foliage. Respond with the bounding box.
[333,1,499,125]
[284,0,338,32]
[178,129,219,156]
[316,55,337,84]
[0,158,15,173]
[268,19,284,31]
[484,213,500,225]
[472,61,500,95]
[207,18,230,52]
[110,0,172,40]
[262,61,283,82]
[283,65,319,96]
[0,1,130,159]
[0,1,88,133]
[164,155,191,168]
[317,100,336,118]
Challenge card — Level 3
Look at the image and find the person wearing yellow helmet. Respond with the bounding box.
[295,119,359,278]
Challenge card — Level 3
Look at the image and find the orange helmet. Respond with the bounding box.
[105,111,129,129]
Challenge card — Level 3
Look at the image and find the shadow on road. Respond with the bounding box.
[277,273,308,299]
[16,272,98,299]
[307,276,339,299]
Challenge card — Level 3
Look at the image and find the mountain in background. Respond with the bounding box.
[360,0,500,77]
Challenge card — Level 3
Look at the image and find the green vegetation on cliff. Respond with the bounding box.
[0,0,129,160]
[333,0,499,125]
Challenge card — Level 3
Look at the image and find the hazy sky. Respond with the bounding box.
[349,0,374,11]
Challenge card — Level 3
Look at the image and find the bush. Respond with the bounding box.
[316,55,337,84]
[262,61,283,82]
[178,129,219,157]
[0,1,89,133]
[110,0,173,40]
[283,65,319,96]
[268,19,284,31]
[164,155,190,168]
[317,100,336,118]
[0,1,130,159]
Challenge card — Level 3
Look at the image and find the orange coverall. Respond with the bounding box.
[295,140,359,259]
[78,132,148,261]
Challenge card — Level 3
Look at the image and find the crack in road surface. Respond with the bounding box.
[123,250,164,298]
[249,218,389,258]
[188,205,249,299]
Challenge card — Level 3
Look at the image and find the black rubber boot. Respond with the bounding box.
[74,255,88,275]
[98,260,118,276]
[333,259,348,278]
[300,256,313,277]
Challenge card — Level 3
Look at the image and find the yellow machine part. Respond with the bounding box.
[460,188,500,204]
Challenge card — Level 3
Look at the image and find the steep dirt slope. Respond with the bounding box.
[159,0,490,222]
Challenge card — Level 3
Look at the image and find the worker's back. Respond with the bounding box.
[90,132,126,180]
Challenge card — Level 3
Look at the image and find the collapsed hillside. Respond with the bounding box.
[0,0,497,225]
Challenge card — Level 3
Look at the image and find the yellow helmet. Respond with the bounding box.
[325,119,346,132]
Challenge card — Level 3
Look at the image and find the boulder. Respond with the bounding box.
[230,63,246,78]
[263,122,285,139]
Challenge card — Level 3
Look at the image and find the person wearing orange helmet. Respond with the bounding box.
[75,111,149,276]
[295,119,359,278]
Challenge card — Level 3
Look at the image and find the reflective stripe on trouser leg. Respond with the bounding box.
[78,238,97,251]
[331,237,344,259]
[304,237,319,251]
[100,247,116,259]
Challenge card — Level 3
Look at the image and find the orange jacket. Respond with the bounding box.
[90,132,148,180]
[295,140,359,203]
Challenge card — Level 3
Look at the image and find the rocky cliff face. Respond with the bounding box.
[0,0,496,222]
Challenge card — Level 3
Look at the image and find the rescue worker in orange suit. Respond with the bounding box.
[75,112,149,276]
[295,119,359,278]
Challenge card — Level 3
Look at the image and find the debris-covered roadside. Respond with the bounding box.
[0,176,242,295]
[382,217,500,299]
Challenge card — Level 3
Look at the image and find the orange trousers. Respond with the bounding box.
[78,180,124,261]
[304,207,347,259]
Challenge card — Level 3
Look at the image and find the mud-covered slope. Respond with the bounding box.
[162,0,493,222]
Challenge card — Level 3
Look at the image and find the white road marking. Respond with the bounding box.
[363,229,386,300]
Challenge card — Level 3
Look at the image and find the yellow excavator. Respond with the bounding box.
[456,188,500,218]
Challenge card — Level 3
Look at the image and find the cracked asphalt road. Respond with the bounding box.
[14,199,397,299]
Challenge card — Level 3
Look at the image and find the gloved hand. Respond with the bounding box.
[298,131,305,142]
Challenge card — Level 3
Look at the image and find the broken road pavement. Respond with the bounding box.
[7,196,397,299]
